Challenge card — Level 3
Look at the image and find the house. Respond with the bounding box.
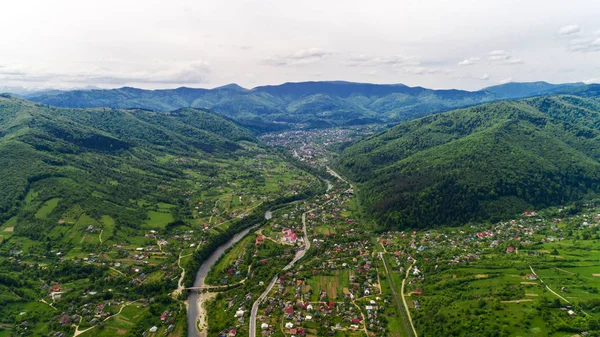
[149,326,158,333]
[261,323,269,330]
[228,329,237,337]
[506,246,515,253]
[285,322,294,329]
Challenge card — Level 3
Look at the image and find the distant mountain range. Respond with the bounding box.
[336,91,600,230]
[18,81,588,131]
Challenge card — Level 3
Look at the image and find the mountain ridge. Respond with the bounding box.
[19,81,589,130]
[336,94,600,230]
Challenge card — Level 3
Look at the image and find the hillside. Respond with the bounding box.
[0,95,257,229]
[337,95,600,229]
[0,95,323,336]
[23,81,587,129]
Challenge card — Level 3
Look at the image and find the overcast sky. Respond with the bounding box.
[1,0,600,91]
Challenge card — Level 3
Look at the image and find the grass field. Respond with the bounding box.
[305,269,350,301]
[35,198,61,219]
[142,211,175,229]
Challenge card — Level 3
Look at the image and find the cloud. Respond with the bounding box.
[499,77,513,84]
[561,27,600,53]
[480,73,490,80]
[487,50,523,65]
[345,54,419,67]
[263,48,330,66]
[567,36,600,53]
[0,61,212,87]
[558,25,581,36]
[344,54,449,75]
[458,57,480,66]
[584,78,599,84]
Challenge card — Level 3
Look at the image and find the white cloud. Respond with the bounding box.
[487,50,523,65]
[499,77,513,84]
[567,36,600,53]
[345,55,419,67]
[263,48,330,66]
[584,78,599,84]
[480,73,490,80]
[0,61,212,87]
[458,57,480,66]
[558,25,581,36]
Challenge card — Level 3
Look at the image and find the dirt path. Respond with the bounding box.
[379,252,415,337]
[40,299,57,310]
[402,258,419,337]
[172,252,189,297]
[109,267,124,276]
[555,267,575,275]
[529,265,571,304]
[350,299,369,335]
[73,302,132,337]
[99,229,103,245]
[501,299,533,303]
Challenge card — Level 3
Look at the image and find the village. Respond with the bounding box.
[0,147,320,337]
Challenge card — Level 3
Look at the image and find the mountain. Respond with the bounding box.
[482,81,584,99]
[24,81,588,130]
[0,94,254,230]
[336,94,600,230]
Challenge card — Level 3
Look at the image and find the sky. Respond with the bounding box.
[1,0,600,91]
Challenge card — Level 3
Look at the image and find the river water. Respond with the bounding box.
[186,212,269,337]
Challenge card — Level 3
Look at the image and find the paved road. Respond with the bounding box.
[249,206,312,337]
[249,168,349,337]
[249,275,278,336]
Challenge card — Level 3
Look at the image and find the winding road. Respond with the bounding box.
[249,168,349,337]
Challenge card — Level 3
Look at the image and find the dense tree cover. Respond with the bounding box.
[23,81,590,130]
[0,96,254,224]
[337,95,600,230]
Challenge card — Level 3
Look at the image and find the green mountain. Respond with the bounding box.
[482,81,583,99]
[0,94,254,233]
[337,94,600,229]
[23,81,586,130]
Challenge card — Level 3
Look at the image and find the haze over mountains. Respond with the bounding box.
[20,81,587,130]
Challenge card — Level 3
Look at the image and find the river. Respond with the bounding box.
[186,212,269,337]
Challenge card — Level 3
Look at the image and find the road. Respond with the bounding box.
[401,258,418,337]
[379,252,416,337]
[529,265,571,304]
[249,205,312,337]
[249,275,278,337]
[249,168,348,337]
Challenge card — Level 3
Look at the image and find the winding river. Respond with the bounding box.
[187,179,331,336]
[186,212,268,337]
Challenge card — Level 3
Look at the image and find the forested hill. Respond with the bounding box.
[337,94,600,230]
[0,95,255,232]
[22,81,584,129]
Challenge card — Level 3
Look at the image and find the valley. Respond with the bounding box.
[3,87,600,337]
